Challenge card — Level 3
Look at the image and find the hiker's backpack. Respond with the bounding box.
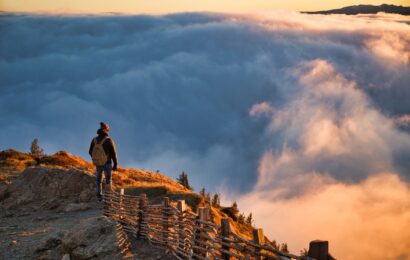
[92,137,108,166]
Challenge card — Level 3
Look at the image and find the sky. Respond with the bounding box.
[0,0,409,14]
[1,6,410,260]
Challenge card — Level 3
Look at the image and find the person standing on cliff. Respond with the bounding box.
[89,122,118,201]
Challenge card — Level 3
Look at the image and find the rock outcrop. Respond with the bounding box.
[0,161,174,259]
[61,216,122,259]
[1,166,95,209]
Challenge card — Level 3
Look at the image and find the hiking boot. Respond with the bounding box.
[97,194,103,202]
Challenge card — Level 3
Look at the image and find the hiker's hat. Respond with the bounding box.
[100,122,110,132]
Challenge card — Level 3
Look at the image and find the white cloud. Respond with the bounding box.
[249,102,274,117]
[394,114,410,126]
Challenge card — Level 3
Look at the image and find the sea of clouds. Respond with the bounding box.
[1,11,409,259]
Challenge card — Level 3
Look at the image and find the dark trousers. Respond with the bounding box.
[95,163,112,196]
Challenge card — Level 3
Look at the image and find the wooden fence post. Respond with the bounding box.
[253,228,265,260]
[308,240,329,260]
[204,206,211,221]
[199,207,207,257]
[119,188,124,221]
[221,218,231,260]
[163,197,170,249]
[137,193,147,239]
[177,200,186,255]
[177,200,186,212]
[198,207,206,220]
[193,207,207,258]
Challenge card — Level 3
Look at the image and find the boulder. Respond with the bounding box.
[35,231,64,252]
[2,167,95,209]
[62,216,120,259]
[63,203,90,212]
[78,189,94,203]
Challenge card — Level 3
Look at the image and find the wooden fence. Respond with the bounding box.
[103,188,332,260]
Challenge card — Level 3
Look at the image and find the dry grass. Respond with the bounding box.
[124,186,169,197]
[112,167,191,197]
[41,151,93,169]
[0,150,36,184]
[0,149,35,172]
[0,149,191,202]
[0,149,32,161]
[0,148,256,241]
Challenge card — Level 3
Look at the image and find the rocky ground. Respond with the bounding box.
[0,166,175,260]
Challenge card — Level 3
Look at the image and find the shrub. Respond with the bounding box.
[123,178,132,185]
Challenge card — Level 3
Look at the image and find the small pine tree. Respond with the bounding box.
[232,201,239,216]
[280,243,289,253]
[176,171,192,190]
[238,213,245,224]
[211,193,220,208]
[199,187,206,197]
[270,240,279,250]
[205,192,211,204]
[246,213,253,226]
[232,201,238,209]
[30,138,44,163]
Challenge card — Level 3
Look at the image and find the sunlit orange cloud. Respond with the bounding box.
[236,173,410,260]
[395,114,410,125]
[0,0,408,14]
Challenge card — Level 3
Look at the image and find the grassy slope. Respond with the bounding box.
[0,149,257,241]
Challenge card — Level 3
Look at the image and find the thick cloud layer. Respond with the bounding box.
[237,173,410,260]
[235,59,410,259]
[249,59,410,196]
[1,11,410,259]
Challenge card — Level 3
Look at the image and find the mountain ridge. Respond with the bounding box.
[304,4,410,15]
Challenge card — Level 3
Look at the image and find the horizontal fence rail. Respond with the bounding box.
[103,188,325,260]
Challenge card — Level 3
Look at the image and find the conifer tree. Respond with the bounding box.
[238,213,245,224]
[280,243,289,253]
[177,171,192,190]
[205,192,211,204]
[271,240,279,250]
[246,213,253,226]
[30,138,44,162]
[199,187,206,197]
[232,201,239,216]
[211,193,220,208]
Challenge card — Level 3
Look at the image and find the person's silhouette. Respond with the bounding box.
[89,122,118,201]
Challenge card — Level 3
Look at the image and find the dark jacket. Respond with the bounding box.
[89,129,118,166]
